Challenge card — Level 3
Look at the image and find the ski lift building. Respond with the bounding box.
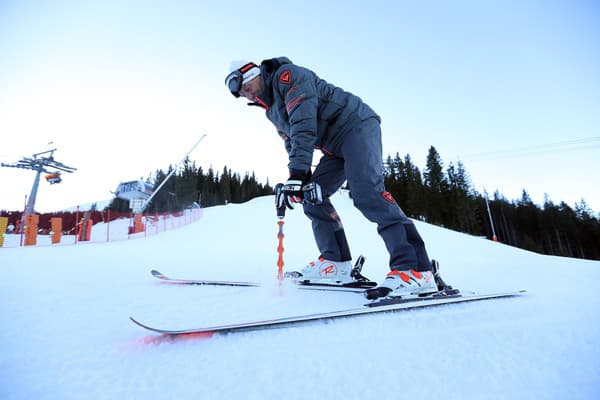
[115,180,154,202]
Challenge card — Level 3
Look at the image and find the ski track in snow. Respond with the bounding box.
[1,195,599,400]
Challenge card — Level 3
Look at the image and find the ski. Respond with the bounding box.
[150,256,376,291]
[150,269,261,287]
[130,289,526,337]
[151,269,376,292]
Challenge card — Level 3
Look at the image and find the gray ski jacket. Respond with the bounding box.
[253,57,380,177]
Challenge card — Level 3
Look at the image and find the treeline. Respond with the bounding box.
[105,148,599,261]
[384,146,600,260]
[108,158,273,213]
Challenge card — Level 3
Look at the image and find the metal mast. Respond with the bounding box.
[484,190,498,242]
[139,135,206,213]
[1,148,77,215]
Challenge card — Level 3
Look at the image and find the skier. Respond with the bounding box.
[225,57,438,299]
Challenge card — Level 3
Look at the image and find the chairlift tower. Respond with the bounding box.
[1,148,77,215]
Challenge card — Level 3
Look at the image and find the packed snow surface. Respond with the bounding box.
[1,194,599,399]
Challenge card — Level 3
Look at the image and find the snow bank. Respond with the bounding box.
[1,194,598,400]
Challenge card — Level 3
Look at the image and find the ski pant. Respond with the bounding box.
[303,117,432,271]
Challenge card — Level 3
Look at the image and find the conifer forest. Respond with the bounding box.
[106,149,599,261]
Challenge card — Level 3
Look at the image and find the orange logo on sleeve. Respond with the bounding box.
[382,191,396,204]
[279,70,292,84]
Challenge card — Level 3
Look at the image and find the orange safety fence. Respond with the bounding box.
[51,217,62,244]
[24,214,39,246]
[0,208,203,248]
[0,217,7,247]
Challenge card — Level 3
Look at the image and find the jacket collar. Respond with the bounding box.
[250,57,293,110]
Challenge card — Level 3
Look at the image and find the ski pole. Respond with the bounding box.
[276,220,285,281]
[275,184,286,281]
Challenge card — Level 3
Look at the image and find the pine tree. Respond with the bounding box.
[401,154,424,218]
[446,161,477,232]
[423,146,446,225]
[219,167,232,204]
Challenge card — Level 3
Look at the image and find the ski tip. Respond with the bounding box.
[150,270,166,279]
[130,316,146,328]
[130,316,169,334]
[130,316,216,340]
[130,316,162,332]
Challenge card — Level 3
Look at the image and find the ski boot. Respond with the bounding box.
[286,255,375,286]
[295,257,353,283]
[365,268,438,300]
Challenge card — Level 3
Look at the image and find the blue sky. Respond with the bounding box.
[1,0,599,213]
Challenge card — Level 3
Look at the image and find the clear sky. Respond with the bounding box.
[1,0,599,213]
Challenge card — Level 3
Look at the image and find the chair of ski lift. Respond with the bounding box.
[45,172,62,184]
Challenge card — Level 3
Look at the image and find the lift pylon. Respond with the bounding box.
[1,148,77,215]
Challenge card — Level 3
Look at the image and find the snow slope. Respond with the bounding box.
[1,193,599,400]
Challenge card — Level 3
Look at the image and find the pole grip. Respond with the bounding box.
[274,183,286,218]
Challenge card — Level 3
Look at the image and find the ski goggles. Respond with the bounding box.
[224,62,258,98]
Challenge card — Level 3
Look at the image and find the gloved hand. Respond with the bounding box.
[276,169,323,211]
[276,169,310,210]
[276,179,304,210]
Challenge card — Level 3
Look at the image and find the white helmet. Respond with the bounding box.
[224,60,260,98]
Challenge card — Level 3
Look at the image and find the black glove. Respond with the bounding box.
[276,169,309,211]
[301,182,323,205]
[276,168,324,211]
[276,179,305,210]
